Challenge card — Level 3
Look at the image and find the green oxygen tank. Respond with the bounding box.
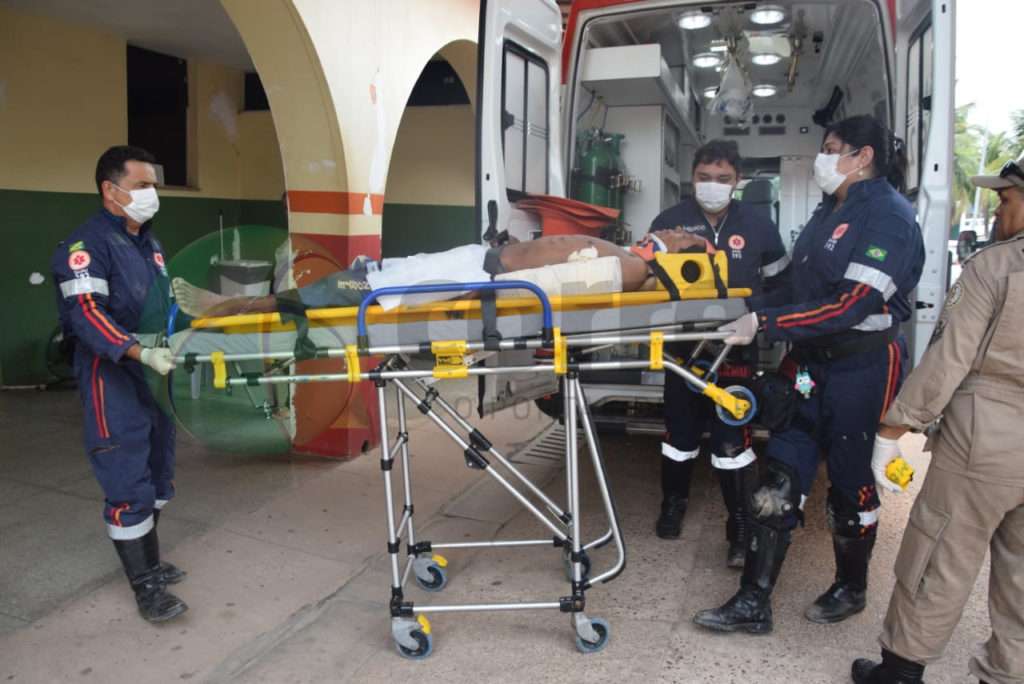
[573,129,625,218]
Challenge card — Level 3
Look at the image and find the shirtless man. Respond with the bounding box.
[172,228,707,318]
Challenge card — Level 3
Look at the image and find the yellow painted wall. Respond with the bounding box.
[386,105,475,206]
[0,7,126,194]
[0,5,283,201]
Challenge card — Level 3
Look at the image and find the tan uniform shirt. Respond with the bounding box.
[885,232,1024,486]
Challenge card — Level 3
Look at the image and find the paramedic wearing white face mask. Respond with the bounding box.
[695,115,925,636]
[49,146,187,623]
[647,140,790,568]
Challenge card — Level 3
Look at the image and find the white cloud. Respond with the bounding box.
[956,0,1024,134]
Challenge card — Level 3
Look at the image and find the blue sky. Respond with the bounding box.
[956,0,1023,135]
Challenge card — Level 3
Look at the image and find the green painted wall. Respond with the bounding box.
[0,189,286,385]
[381,203,477,258]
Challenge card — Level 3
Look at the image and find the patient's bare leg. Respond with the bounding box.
[172,277,277,317]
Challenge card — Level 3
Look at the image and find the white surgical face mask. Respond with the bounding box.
[113,184,160,224]
[695,181,734,213]
[813,150,859,195]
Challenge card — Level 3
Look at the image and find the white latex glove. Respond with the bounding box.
[140,347,177,376]
[871,435,904,493]
[717,312,759,346]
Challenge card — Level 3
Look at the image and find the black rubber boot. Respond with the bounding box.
[152,510,186,585]
[113,528,188,623]
[693,519,790,634]
[851,649,926,683]
[656,457,693,539]
[719,463,758,568]
[806,529,876,624]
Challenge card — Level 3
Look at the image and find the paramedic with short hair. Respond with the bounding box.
[50,146,187,623]
[852,155,1024,684]
[693,115,924,635]
[648,139,790,571]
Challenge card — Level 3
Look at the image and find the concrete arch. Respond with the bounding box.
[383,39,479,257]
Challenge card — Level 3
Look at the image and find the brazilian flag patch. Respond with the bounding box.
[865,245,888,262]
[68,240,85,252]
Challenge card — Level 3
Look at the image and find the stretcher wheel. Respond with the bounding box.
[394,629,433,660]
[575,618,610,654]
[414,565,448,593]
[685,360,718,393]
[715,385,758,427]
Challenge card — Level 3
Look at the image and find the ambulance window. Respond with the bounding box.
[502,43,549,195]
[905,20,933,195]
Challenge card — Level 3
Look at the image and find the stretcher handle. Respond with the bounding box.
[356,280,554,345]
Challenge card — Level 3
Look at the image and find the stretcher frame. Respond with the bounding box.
[170,280,754,658]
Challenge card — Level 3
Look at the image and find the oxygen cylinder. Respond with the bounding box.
[573,129,625,219]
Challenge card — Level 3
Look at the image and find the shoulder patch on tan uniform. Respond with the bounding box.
[946,281,964,307]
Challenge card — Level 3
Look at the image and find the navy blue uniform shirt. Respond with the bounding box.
[748,177,925,345]
[650,196,790,297]
[51,209,170,363]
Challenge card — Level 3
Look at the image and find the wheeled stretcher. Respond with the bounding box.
[169,264,755,658]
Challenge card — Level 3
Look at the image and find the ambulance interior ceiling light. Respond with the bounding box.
[693,52,724,69]
[703,86,719,98]
[752,52,783,66]
[678,10,712,30]
[752,84,778,97]
[750,5,786,26]
[709,42,729,53]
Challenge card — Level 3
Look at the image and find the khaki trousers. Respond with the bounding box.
[880,464,1024,684]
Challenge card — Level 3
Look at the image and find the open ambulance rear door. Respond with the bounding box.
[474,0,565,413]
[892,0,955,365]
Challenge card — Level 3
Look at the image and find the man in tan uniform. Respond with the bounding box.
[851,156,1024,684]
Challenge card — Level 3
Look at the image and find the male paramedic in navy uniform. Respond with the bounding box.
[649,139,789,567]
[51,146,187,623]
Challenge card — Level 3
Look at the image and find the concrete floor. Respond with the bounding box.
[0,385,992,683]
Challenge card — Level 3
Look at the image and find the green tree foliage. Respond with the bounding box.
[953,105,1023,234]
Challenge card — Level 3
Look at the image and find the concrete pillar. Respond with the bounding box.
[221,0,479,457]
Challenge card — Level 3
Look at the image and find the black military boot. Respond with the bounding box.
[152,510,186,585]
[851,649,926,683]
[656,457,693,539]
[113,528,188,623]
[719,463,758,568]
[692,519,790,634]
[805,528,876,623]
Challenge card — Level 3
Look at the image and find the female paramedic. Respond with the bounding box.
[692,114,925,635]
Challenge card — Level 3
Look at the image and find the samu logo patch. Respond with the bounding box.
[865,245,888,262]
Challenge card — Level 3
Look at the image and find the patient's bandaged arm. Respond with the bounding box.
[494,255,622,298]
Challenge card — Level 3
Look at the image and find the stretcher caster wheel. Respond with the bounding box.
[393,616,433,660]
[715,385,757,427]
[413,555,449,593]
[562,548,591,582]
[686,360,717,393]
[574,617,610,654]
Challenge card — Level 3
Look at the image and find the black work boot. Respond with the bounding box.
[805,529,876,623]
[719,463,758,568]
[152,510,186,585]
[851,649,926,683]
[113,528,188,623]
[656,457,693,539]
[693,519,790,634]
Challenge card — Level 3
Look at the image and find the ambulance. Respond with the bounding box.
[474,0,955,429]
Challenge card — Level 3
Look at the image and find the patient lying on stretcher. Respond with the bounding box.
[172,229,708,318]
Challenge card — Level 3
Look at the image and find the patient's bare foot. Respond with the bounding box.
[172,278,232,317]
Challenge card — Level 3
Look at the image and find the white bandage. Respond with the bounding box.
[495,256,623,298]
